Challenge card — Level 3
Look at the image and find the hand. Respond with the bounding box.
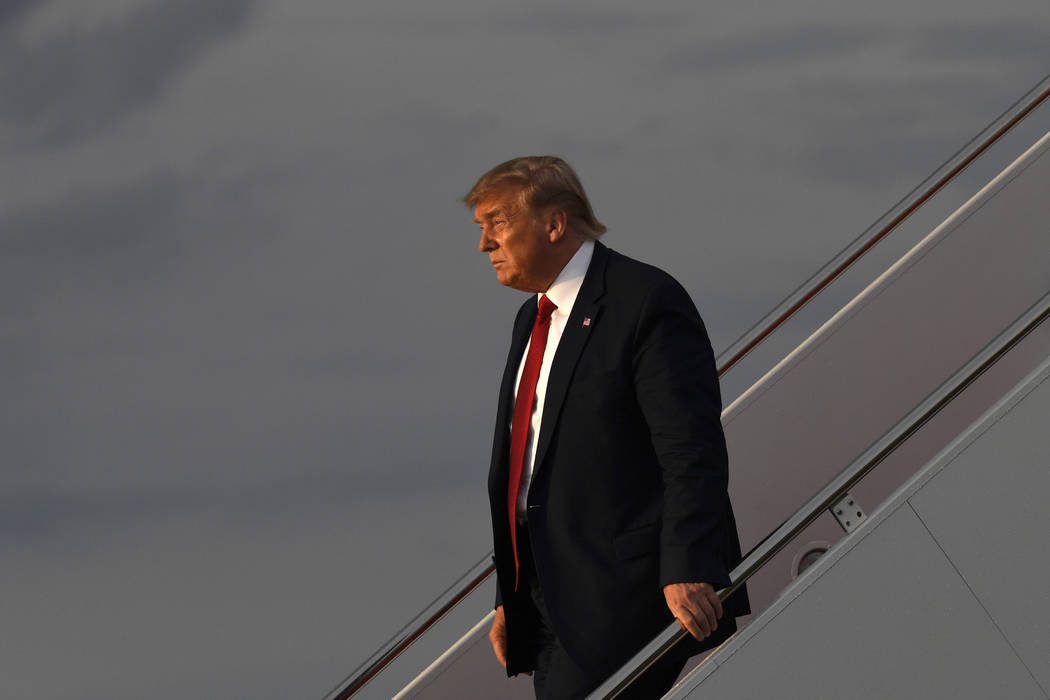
[663,582,723,641]
[489,606,531,677]
[490,605,508,668]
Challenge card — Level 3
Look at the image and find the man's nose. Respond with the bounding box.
[479,229,495,252]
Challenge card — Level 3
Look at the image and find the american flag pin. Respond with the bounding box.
[582,317,592,327]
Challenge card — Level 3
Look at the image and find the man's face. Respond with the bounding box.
[474,189,551,293]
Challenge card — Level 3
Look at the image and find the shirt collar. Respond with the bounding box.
[541,239,594,317]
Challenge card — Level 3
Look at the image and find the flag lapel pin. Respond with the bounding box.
[582,317,592,327]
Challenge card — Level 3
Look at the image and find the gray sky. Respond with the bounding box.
[2,1,1048,698]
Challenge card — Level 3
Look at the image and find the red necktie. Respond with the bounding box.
[508,294,557,591]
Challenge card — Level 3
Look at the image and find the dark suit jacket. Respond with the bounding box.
[488,241,750,679]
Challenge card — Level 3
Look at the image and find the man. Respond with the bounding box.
[467,156,749,699]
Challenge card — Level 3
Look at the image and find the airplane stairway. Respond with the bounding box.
[666,348,1050,699]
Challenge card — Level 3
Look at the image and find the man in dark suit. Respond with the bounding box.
[466,156,749,699]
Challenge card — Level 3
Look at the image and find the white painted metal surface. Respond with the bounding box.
[720,129,1050,624]
[670,356,1050,699]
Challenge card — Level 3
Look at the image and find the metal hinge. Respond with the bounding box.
[830,493,867,533]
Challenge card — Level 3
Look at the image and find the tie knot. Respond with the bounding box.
[537,294,557,322]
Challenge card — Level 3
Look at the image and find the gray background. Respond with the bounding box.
[2,1,1048,698]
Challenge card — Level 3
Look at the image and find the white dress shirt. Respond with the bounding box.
[513,239,595,519]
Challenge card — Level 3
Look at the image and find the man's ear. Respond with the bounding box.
[546,208,568,243]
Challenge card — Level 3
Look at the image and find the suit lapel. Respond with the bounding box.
[532,242,608,478]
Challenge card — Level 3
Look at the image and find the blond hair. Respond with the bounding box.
[463,156,606,240]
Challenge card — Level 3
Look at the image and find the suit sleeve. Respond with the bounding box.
[631,278,732,589]
[495,558,503,609]
[492,300,535,613]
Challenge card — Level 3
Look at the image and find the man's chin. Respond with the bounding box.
[495,272,543,293]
